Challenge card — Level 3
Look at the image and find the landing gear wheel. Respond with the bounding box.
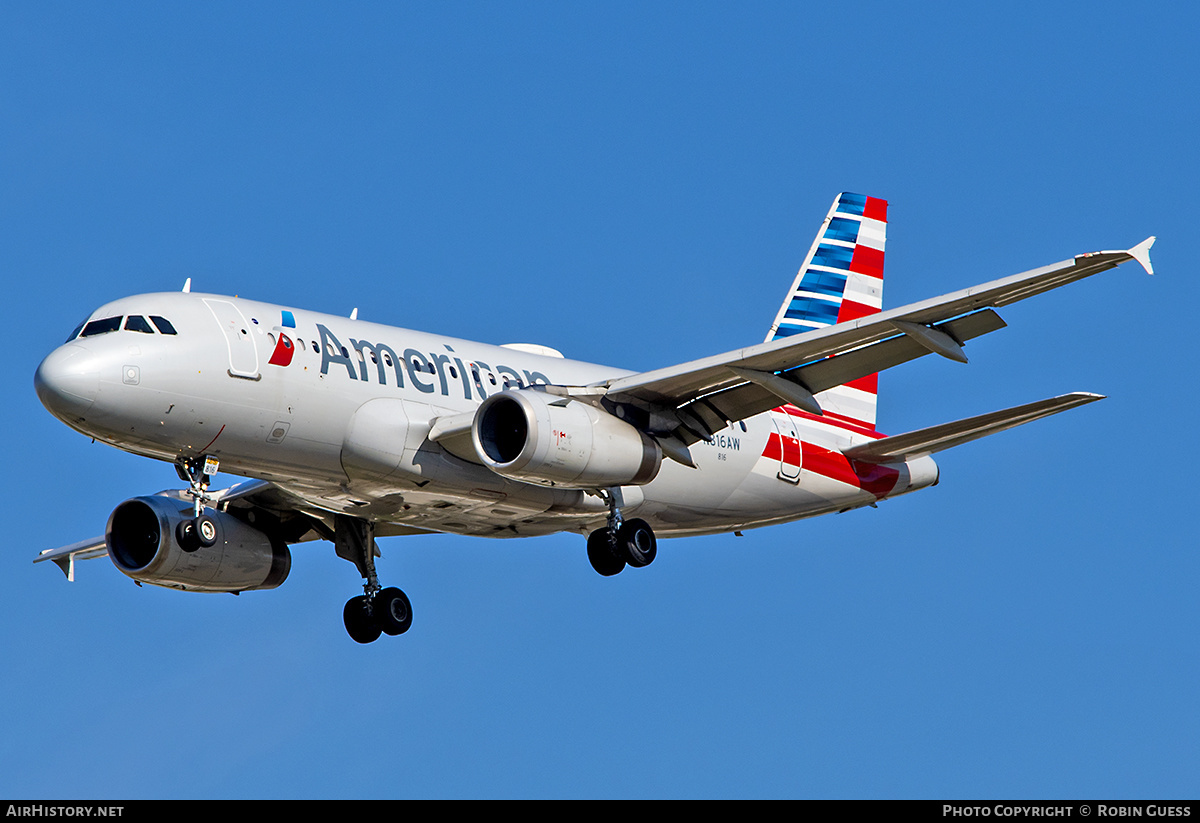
[377,587,413,636]
[587,528,626,576]
[618,518,657,567]
[343,595,382,644]
[195,514,219,548]
[175,519,200,553]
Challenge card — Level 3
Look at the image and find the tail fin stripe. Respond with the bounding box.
[835,192,868,215]
[811,244,856,269]
[786,300,841,326]
[835,299,879,323]
[765,191,889,429]
[800,271,848,294]
[861,197,888,222]
[843,273,883,309]
[825,217,865,243]
[849,245,885,278]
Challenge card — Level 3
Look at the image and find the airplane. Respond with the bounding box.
[33,192,1155,643]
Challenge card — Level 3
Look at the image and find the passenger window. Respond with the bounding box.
[81,316,122,337]
[149,316,177,335]
[124,315,155,334]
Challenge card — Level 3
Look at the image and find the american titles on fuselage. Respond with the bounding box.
[69,309,555,402]
[313,323,551,400]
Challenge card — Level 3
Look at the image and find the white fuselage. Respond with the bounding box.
[35,291,938,541]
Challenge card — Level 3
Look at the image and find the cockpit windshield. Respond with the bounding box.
[69,314,180,341]
[150,316,177,335]
[65,321,86,344]
[80,316,122,338]
[123,315,154,334]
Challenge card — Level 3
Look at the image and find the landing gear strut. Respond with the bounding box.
[336,515,413,643]
[174,455,221,553]
[586,488,657,576]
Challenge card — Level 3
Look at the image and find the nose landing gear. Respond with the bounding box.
[175,455,222,553]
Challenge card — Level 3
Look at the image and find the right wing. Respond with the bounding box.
[600,238,1154,447]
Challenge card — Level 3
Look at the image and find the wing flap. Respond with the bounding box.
[673,309,1006,443]
[843,392,1104,464]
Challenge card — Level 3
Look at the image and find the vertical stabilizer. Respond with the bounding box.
[765,192,887,429]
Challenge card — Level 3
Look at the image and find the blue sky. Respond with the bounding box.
[2,3,1196,799]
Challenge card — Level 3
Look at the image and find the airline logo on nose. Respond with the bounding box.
[268,311,296,367]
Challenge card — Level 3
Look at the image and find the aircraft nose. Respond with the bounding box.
[35,344,100,421]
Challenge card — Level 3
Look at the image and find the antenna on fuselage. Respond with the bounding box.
[350,308,358,320]
[182,278,192,293]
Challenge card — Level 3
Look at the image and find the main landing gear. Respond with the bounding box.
[175,455,221,553]
[586,488,657,577]
[336,515,412,644]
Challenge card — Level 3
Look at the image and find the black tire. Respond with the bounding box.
[195,514,219,548]
[618,518,657,567]
[377,587,413,636]
[587,528,625,576]
[175,519,200,553]
[343,595,382,644]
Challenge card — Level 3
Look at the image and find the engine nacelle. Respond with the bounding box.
[106,495,291,592]
[472,390,661,488]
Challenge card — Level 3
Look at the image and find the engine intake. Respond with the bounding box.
[106,495,290,592]
[472,390,661,488]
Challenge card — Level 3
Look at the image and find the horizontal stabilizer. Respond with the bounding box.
[843,392,1104,464]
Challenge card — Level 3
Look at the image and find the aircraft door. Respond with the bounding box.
[772,411,802,483]
[204,299,260,380]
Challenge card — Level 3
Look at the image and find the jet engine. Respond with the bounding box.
[472,389,661,488]
[106,495,291,592]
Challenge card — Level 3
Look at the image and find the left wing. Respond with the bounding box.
[34,535,107,581]
[34,479,336,580]
[599,238,1154,446]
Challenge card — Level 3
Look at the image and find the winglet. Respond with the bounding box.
[1128,236,1155,275]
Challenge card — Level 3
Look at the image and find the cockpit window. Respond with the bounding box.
[150,316,177,335]
[124,315,155,334]
[65,320,86,343]
[80,316,122,338]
